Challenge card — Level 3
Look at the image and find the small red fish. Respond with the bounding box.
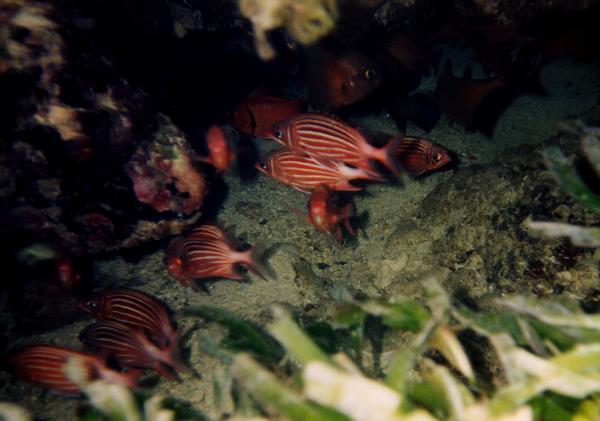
[306,185,354,241]
[166,222,266,289]
[231,96,303,138]
[201,125,235,173]
[395,136,452,176]
[79,321,187,380]
[304,48,382,110]
[256,148,385,193]
[56,255,81,290]
[270,113,400,174]
[78,288,178,350]
[9,345,140,396]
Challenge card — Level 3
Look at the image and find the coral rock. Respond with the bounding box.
[125,115,207,215]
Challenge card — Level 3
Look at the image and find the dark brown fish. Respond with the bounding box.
[395,136,452,176]
[9,345,141,396]
[384,32,431,75]
[78,288,177,349]
[79,321,187,380]
[435,60,511,136]
[231,96,304,138]
[304,47,382,110]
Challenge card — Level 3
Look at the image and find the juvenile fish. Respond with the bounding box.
[395,136,452,176]
[306,184,354,241]
[201,125,235,173]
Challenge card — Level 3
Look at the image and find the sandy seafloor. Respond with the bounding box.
[2,57,600,419]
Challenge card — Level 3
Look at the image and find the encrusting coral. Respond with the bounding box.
[125,115,207,215]
[238,0,338,60]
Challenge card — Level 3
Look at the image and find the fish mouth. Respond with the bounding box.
[254,161,268,175]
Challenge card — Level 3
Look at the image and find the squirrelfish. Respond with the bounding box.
[78,288,177,349]
[256,148,385,193]
[306,184,354,241]
[270,113,400,173]
[201,125,235,173]
[166,222,265,289]
[304,48,382,110]
[395,136,452,176]
[79,320,187,380]
[9,345,140,396]
[231,95,303,138]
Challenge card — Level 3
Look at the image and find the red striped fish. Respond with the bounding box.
[79,321,187,380]
[166,222,265,289]
[9,345,140,396]
[256,148,385,193]
[78,288,177,349]
[270,113,400,173]
[395,136,452,176]
[306,184,354,241]
[231,96,303,138]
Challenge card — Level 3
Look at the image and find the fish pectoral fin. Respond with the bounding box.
[333,181,363,191]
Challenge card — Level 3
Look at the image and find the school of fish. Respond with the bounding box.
[7,39,454,398]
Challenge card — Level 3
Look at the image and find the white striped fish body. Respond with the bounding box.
[167,223,259,287]
[182,239,249,280]
[80,321,178,380]
[272,113,391,171]
[82,288,176,349]
[9,345,139,395]
[256,148,385,193]
[187,223,231,244]
[10,346,95,396]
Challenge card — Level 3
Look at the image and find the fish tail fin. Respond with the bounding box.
[132,330,184,380]
[335,161,386,184]
[338,203,355,237]
[332,180,364,191]
[239,242,276,281]
[374,133,403,175]
[94,357,144,389]
[154,362,178,381]
[163,330,189,375]
[120,368,145,388]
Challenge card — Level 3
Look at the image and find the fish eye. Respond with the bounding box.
[258,161,268,170]
[364,68,377,80]
[433,152,442,162]
[85,300,97,310]
[274,129,283,139]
